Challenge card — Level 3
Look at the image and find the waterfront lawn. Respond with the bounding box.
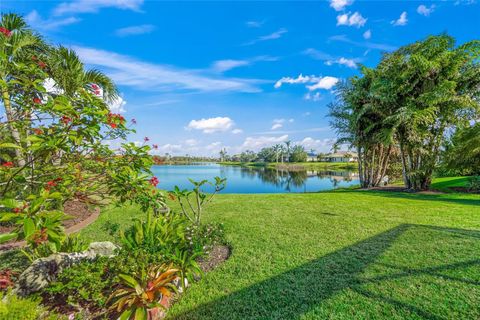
[80,190,480,319]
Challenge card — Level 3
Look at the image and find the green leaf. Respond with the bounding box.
[134,307,147,320]
[23,217,35,238]
[0,142,20,149]
[0,233,17,244]
[119,308,134,320]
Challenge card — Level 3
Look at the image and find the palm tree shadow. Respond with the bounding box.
[171,224,480,320]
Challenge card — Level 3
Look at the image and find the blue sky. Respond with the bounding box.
[3,0,480,156]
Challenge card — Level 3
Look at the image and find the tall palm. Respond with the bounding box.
[47,46,118,102]
[284,140,291,162]
[0,13,45,166]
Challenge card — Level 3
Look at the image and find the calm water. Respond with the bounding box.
[151,163,359,194]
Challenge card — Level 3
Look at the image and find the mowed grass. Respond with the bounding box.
[80,190,480,319]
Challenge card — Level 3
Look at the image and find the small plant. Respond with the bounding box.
[108,264,179,320]
[467,175,480,192]
[0,269,16,291]
[169,177,226,225]
[120,212,188,254]
[21,233,88,262]
[0,290,65,320]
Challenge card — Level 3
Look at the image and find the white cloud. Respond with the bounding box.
[211,59,250,72]
[363,29,371,39]
[296,137,335,153]
[302,112,311,116]
[25,10,80,31]
[73,46,260,93]
[211,55,278,72]
[206,142,222,150]
[155,143,183,154]
[242,135,289,150]
[243,28,287,45]
[115,24,155,37]
[109,96,127,113]
[271,123,283,130]
[306,76,339,91]
[304,92,321,101]
[392,12,408,26]
[186,117,234,134]
[184,139,198,146]
[337,12,367,28]
[326,57,357,68]
[330,0,353,11]
[246,20,264,28]
[232,128,243,134]
[54,0,144,15]
[303,48,334,60]
[417,4,435,16]
[275,74,339,92]
[274,74,314,88]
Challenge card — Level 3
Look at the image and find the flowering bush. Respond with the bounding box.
[0,14,166,250]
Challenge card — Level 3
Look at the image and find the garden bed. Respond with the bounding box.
[0,199,99,251]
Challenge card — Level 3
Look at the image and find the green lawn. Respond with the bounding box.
[80,190,480,319]
[430,176,471,192]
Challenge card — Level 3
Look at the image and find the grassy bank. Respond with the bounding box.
[219,161,358,171]
[79,190,480,319]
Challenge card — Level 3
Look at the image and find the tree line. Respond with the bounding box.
[219,141,309,163]
[329,34,480,190]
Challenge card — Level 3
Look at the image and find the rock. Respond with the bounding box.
[172,277,188,294]
[14,241,118,296]
[86,241,119,258]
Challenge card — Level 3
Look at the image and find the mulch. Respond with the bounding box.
[198,245,231,273]
[0,200,100,251]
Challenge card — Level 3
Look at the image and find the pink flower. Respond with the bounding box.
[0,27,11,37]
[149,176,159,187]
[152,144,158,149]
[144,137,150,142]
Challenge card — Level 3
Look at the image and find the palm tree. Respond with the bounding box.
[47,46,118,102]
[0,13,45,166]
[284,140,291,162]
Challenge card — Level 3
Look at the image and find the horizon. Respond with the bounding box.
[2,0,479,156]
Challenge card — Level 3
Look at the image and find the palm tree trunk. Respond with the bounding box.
[1,88,25,167]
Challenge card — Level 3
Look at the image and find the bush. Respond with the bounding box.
[0,291,65,320]
[467,176,480,192]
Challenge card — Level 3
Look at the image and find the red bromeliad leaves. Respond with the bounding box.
[0,269,16,289]
[2,162,13,168]
[0,27,11,37]
[149,176,159,187]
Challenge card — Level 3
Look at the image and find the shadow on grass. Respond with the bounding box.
[172,224,480,320]
[324,189,480,207]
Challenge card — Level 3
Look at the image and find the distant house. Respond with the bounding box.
[322,151,358,163]
[306,152,317,162]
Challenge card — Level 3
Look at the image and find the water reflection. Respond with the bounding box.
[151,163,359,194]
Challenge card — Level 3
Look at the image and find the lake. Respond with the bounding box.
[151,163,359,194]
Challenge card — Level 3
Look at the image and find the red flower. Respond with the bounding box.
[109,123,117,129]
[33,97,41,104]
[32,55,37,61]
[152,144,158,149]
[12,208,21,214]
[144,137,150,142]
[38,61,47,69]
[0,27,11,37]
[32,228,48,245]
[2,162,13,168]
[149,176,159,187]
[33,128,44,135]
[91,84,99,90]
[60,116,72,125]
[45,180,58,191]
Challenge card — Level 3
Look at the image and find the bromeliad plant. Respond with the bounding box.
[169,177,226,225]
[108,264,179,320]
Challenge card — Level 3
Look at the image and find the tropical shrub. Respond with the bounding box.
[21,233,88,262]
[169,177,226,225]
[467,176,480,192]
[108,264,179,320]
[0,290,65,320]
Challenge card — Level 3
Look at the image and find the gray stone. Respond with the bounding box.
[14,241,118,296]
